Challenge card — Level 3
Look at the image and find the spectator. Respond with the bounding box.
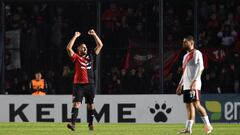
[46,70,56,94]
[217,25,237,47]
[219,4,227,23]
[198,30,209,48]
[119,68,128,94]
[185,9,193,26]
[30,72,47,96]
[107,74,121,94]
[224,13,237,27]
[202,73,211,93]
[102,3,120,33]
[57,66,73,94]
[8,77,22,94]
[207,13,219,30]
[164,73,176,94]
[135,67,148,94]
[216,67,231,93]
[228,63,240,93]
[128,69,138,94]
[209,67,221,93]
[235,6,240,26]
[199,1,208,21]
[20,72,30,94]
[151,70,160,94]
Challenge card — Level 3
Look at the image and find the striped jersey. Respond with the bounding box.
[181,49,204,90]
[71,53,95,84]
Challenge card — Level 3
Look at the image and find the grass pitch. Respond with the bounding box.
[0,123,239,135]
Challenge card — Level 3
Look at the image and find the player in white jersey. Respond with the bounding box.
[176,36,213,134]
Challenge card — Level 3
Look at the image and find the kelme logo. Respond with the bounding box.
[205,101,221,120]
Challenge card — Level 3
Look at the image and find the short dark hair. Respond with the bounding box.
[185,35,197,48]
[35,72,41,75]
[77,43,86,50]
[78,42,85,47]
[185,35,194,41]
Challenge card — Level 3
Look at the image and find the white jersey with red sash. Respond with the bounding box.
[182,49,204,91]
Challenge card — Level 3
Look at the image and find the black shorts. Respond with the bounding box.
[72,84,95,104]
[183,89,201,103]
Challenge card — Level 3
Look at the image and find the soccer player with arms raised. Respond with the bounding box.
[176,36,213,134]
[66,29,103,131]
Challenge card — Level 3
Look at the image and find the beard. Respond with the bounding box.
[78,51,87,56]
[81,51,87,56]
[183,45,191,51]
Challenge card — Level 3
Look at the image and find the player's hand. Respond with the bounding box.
[190,80,196,90]
[88,29,96,36]
[176,84,182,95]
[74,32,81,38]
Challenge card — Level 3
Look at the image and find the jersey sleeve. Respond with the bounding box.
[194,50,204,69]
[70,53,78,62]
[193,51,199,64]
[192,50,204,81]
[198,52,204,70]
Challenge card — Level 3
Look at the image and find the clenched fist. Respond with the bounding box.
[74,32,81,37]
[176,84,183,95]
[88,29,96,36]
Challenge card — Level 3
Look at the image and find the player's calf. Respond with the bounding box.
[88,124,94,131]
[67,123,75,131]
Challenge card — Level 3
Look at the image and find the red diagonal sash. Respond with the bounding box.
[182,50,194,72]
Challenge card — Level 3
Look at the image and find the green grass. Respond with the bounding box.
[0,123,239,135]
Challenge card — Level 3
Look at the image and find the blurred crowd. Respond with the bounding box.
[3,0,240,95]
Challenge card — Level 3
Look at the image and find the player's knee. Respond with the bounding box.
[194,103,201,110]
[87,104,94,110]
[73,102,81,108]
[195,105,200,110]
[186,103,192,108]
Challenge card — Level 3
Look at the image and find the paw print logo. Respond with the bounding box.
[149,101,172,122]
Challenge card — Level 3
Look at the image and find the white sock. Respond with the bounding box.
[185,120,189,129]
[185,120,194,131]
[188,120,194,131]
[201,116,211,126]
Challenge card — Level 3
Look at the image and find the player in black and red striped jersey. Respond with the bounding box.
[66,29,103,131]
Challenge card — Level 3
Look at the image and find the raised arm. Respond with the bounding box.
[66,32,81,57]
[88,29,103,55]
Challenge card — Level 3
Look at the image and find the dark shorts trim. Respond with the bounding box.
[72,84,95,104]
[183,89,201,103]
